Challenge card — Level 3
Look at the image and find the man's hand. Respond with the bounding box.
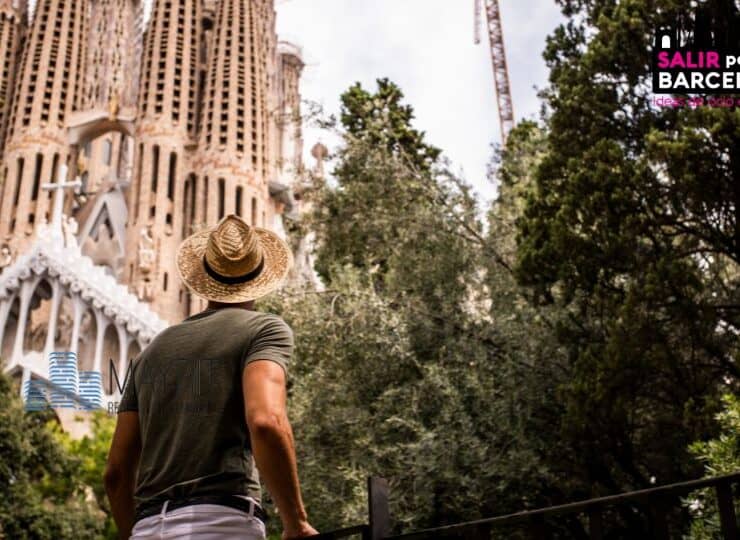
[282,522,319,539]
[243,360,316,537]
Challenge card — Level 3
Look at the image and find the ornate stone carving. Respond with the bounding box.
[137,226,155,274]
[137,277,154,302]
[62,216,79,250]
[0,244,13,269]
[0,226,167,343]
[56,309,73,345]
[108,93,120,120]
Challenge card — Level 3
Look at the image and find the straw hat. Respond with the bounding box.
[176,214,293,303]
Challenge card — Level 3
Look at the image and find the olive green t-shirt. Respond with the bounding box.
[118,308,292,509]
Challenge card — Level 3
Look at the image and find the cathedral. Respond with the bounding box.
[0,0,312,415]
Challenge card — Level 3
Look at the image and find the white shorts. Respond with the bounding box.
[130,498,266,539]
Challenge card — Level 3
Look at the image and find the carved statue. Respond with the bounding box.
[0,244,12,269]
[26,320,48,352]
[137,277,154,301]
[108,92,120,120]
[138,226,155,274]
[25,298,53,352]
[77,152,88,176]
[62,216,79,249]
[55,304,73,348]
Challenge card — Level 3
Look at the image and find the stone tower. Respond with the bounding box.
[0,0,87,251]
[0,0,27,157]
[124,0,202,323]
[275,41,304,185]
[0,0,308,416]
[0,0,305,327]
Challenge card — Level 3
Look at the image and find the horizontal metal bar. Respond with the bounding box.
[387,472,740,540]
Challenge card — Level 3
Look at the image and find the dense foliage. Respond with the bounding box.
[512,0,738,532]
[274,83,586,535]
[685,394,740,539]
[53,411,117,539]
[0,374,105,539]
[271,0,739,529]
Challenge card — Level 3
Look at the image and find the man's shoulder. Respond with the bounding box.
[198,309,291,334]
[243,311,292,337]
[164,309,291,343]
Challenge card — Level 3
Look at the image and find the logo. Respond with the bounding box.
[653,31,740,94]
[23,352,131,412]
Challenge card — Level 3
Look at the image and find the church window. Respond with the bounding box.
[30,153,42,203]
[151,145,159,193]
[12,157,23,208]
[203,175,209,221]
[103,139,112,165]
[134,143,143,222]
[167,152,176,201]
[251,197,257,226]
[218,178,225,219]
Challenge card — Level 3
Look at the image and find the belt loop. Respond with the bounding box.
[161,500,170,516]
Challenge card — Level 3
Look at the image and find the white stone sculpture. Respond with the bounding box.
[138,226,155,274]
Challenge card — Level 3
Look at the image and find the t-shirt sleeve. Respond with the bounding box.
[117,356,139,413]
[242,316,293,376]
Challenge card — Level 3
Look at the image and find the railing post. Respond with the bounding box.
[529,515,548,539]
[715,481,738,540]
[463,523,491,540]
[587,508,603,540]
[648,495,670,540]
[368,477,391,540]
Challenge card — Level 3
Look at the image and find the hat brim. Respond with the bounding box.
[176,226,293,303]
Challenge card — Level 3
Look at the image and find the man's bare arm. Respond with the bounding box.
[105,411,142,539]
[243,360,317,539]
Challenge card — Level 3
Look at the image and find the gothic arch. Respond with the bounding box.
[22,278,53,357]
[67,115,135,148]
[0,296,20,364]
[101,323,120,396]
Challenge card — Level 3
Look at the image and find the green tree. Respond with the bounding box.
[0,373,105,539]
[685,394,740,540]
[512,0,739,533]
[312,78,447,282]
[53,411,117,539]
[285,83,572,536]
[312,79,484,359]
[283,78,517,531]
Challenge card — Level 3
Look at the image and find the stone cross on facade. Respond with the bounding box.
[41,164,83,234]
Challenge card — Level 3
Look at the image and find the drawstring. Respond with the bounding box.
[159,500,170,539]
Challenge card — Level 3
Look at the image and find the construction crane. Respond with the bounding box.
[475,0,515,143]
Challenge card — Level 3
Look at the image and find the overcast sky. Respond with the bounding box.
[274,0,564,201]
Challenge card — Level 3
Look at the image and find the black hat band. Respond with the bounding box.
[203,256,264,284]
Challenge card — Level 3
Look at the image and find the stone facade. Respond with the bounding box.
[0,0,305,325]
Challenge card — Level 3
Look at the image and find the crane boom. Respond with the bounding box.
[478,0,515,142]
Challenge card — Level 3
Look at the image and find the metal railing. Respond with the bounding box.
[308,472,740,539]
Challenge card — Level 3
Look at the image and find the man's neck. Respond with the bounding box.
[205,300,255,311]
